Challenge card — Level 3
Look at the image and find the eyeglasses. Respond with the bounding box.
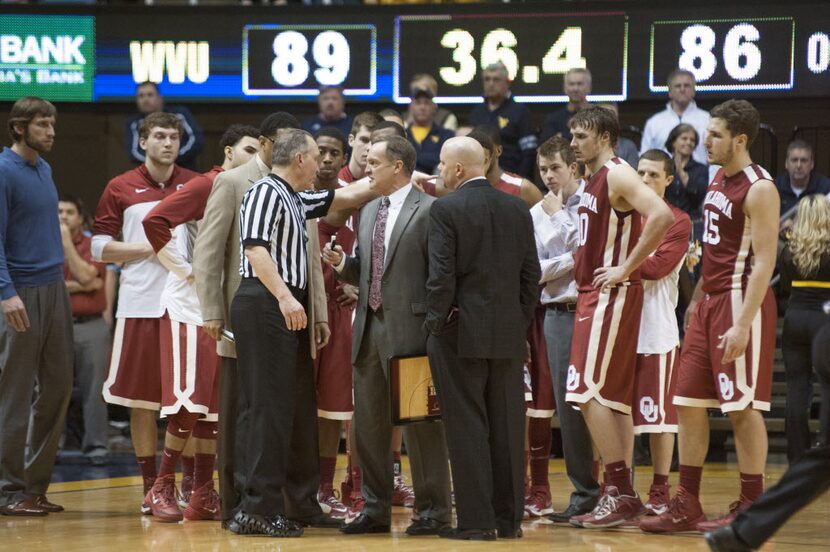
[262,135,275,144]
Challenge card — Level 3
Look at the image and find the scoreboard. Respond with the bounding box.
[0,1,827,103]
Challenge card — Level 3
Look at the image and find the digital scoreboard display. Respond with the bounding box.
[0,3,827,103]
[650,18,795,92]
[243,24,375,96]
[394,13,628,104]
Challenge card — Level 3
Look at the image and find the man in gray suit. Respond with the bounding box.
[322,136,452,536]
[192,113,333,528]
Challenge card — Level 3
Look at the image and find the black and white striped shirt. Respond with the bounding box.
[239,174,333,289]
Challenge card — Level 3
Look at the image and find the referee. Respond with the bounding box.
[229,129,375,537]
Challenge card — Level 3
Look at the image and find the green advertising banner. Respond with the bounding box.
[0,14,95,101]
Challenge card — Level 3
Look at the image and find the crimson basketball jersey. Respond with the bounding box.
[495,171,523,197]
[700,164,772,294]
[573,158,642,292]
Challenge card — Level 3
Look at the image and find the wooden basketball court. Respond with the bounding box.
[5,458,826,551]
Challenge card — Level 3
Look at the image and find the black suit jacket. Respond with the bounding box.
[425,178,540,359]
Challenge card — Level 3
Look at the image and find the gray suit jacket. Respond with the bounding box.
[193,156,327,359]
[340,187,434,364]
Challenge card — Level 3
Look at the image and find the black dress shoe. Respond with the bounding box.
[548,503,593,523]
[291,512,343,528]
[704,526,753,552]
[438,526,497,541]
[405,517,449,536]
[232,511,304,537]
[340,513,391,534]
[498,527,523,539]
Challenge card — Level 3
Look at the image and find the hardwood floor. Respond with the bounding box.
[5,459,827,551]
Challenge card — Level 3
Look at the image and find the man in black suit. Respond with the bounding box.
[322,136,452,536]
[425,137,541,540]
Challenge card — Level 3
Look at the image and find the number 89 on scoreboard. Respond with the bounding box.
[243,24,376,96]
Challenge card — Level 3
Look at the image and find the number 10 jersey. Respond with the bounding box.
[573,157,643,292]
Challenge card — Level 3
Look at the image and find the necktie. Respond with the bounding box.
[368,197,390,312]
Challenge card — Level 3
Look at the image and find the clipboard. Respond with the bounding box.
[389,354,441,425]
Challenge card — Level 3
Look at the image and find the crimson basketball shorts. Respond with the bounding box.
[103,317,162,410]
[674,288,776,413]
[527,305,555,418]
[633,348,679,434]
[313,303,354,420]
[159,315,220,421]
[565,285,644,415]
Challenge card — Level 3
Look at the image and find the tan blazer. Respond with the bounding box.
[193,156,327,359]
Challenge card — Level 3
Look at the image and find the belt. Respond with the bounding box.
[545,302,577,313]
[73,313,102,324]
[792,280,830,289]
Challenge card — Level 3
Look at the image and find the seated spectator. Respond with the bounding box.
[403,73,458,131]
[302,85,353,138]
[775,140,830,217]
[469,61,538,179]
[123,81,204,169]
[541,68,591,142]
[405,88,454,174]
[664,123,708,241]
[640,69,709,167]
[596,103,639,168]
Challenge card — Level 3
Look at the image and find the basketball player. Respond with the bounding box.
[313,127,356,519]
[564,106,673,528]
[634,150,693,516]
[339,112,384,184]
[641,100,778,533]
[92,112,200,513]
[139,124,260,522]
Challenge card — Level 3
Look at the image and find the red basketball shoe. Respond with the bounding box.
[184,480,221,521]
[640,487,706,533]
[145,474,183,522]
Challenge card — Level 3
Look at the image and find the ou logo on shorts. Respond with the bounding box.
[566,365,580,391]
[718,373,735,401]
[640,396,658,423]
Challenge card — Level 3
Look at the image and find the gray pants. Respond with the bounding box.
[72,317,110,454]
[353,311,452,525]
[0,282,73,503]
[545,309,599,510]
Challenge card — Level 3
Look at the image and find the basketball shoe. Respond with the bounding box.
[644,483,670,516]
[317,484,348,519]
[579,486,645,529]
[696,498,751,532]
[184,480,221,521]
[524,485,554,517]
[640,487,707,533]
[145,474,183,522]
[141,475,155,515]
[392,474,415,508]
[178,472,194,509]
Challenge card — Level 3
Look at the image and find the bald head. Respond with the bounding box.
[438,137,487,191]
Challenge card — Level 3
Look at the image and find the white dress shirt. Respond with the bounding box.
[377,183,412,259]
[531,181,584,305]
[640,101,710,166]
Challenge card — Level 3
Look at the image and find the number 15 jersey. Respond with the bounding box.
[573,158,643,292]
[700,164,772,294]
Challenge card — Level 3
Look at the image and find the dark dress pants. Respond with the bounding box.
[230,278,322,518]
[427,320,525,534]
